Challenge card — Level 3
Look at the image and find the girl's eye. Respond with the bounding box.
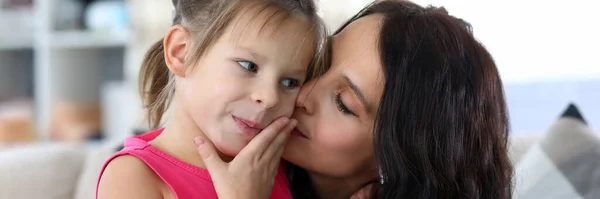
[335,92,356,116]
[281,79,300,89]
[238,61,258,72]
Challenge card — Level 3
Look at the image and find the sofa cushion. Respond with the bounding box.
[509,133,544,164]
[514,103,600,198]
[0,144,85,199]
[74,140,123,199]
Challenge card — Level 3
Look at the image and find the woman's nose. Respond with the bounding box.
[296,78,321,114]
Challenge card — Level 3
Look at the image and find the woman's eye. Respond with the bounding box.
[281,79,299,89]
[237,61,258,72]
[335,93,356,116]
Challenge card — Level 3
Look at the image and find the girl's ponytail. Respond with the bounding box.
[139,39,174,129]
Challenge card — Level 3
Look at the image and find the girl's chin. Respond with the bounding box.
[212,143,243,160]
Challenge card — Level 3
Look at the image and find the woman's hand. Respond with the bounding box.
[195,117,297,199]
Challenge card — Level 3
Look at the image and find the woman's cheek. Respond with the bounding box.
[319,125,364,152]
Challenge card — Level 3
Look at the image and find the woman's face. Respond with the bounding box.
[284,15,385,178]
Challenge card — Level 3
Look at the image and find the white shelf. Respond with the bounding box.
[28,0,135,140]
[0,32,33,50]
[1,0,146,141]
[49,31,130,49]
[0,9,34,50]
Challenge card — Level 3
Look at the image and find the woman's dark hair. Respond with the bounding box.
[289,0,513,198]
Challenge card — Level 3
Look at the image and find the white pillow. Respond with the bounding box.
[0,144,85,199]
[74,140,123,199]
[509,134,544,164]
[514,104,600,199]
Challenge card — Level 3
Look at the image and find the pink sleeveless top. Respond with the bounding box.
[96,129,292,199]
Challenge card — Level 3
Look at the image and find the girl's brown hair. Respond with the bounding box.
[139,0,328,129]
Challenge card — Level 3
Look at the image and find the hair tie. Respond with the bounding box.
[171,0,181,26]
[172,9,182,26]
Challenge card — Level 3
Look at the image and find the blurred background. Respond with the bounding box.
[0,0,598,198]
[0,0,167,145]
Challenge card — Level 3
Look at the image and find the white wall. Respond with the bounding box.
[414,0,600,84]
[322,0,600,83]
[318,0,373,31]
[412,0,600,133]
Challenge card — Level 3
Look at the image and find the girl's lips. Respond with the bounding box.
[233,116,261,129]
[233,116,262,138]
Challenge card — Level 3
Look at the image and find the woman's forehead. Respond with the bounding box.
[332,14,385,113]
[332,14,383,70]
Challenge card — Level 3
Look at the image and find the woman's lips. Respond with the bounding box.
[291,128,308,139]
[232,116,262,138]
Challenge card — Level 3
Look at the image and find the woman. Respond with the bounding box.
[196,0,513,198]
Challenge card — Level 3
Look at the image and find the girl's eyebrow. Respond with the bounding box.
[236,46,307,76]
[235,46,266,63]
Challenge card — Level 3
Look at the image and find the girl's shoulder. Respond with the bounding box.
[97,155,173,199]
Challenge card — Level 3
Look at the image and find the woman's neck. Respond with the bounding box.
[150,103,233,169]
[308,170,375,199]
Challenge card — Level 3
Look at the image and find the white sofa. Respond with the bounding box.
[0,134,543,199]
[0,140,121,199]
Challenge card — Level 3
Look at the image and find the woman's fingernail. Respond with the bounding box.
[290,119,298,126]
[194,137,204,146]
[282,117,290,124]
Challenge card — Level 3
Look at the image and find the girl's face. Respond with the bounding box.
[284,15,385,179]
[176,7,316,157]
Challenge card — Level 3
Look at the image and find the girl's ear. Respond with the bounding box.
[163,25,190,77]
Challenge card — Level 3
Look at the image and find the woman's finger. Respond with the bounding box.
[262,119,295,162]
[194,137,226,177]
[237,117,290,160]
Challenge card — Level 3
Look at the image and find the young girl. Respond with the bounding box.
[96,0,327,198]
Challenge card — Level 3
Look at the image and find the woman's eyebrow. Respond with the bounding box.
[342,74,372,113]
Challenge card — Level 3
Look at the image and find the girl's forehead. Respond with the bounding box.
[210,4,316,66]
[227,3,311,40]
